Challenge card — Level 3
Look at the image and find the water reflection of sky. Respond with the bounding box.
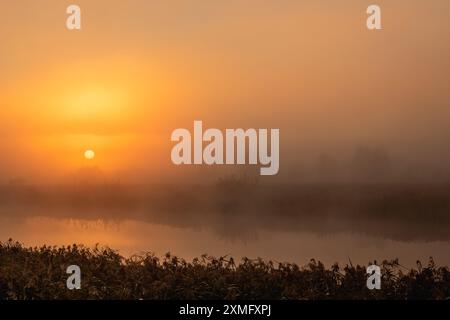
[1,216,449,268]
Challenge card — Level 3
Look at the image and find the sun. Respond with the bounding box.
[84,149,95,160]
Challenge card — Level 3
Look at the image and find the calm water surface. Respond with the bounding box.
[1,215,448,268]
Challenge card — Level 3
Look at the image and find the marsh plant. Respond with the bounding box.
[0,240,448,300]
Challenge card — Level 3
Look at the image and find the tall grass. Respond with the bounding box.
[0,240,449,300]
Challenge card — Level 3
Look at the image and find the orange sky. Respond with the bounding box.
[1,0,450,184]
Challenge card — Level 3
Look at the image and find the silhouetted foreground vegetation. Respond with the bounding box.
[0,240,449,300]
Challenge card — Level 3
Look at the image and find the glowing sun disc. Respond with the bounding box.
[84,149,95,160]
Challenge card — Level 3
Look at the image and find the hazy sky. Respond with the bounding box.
[1,0,450,183]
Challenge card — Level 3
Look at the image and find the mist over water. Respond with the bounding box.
[1,216,449,268]
[0,3,450,305]
[1,182,449,267]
